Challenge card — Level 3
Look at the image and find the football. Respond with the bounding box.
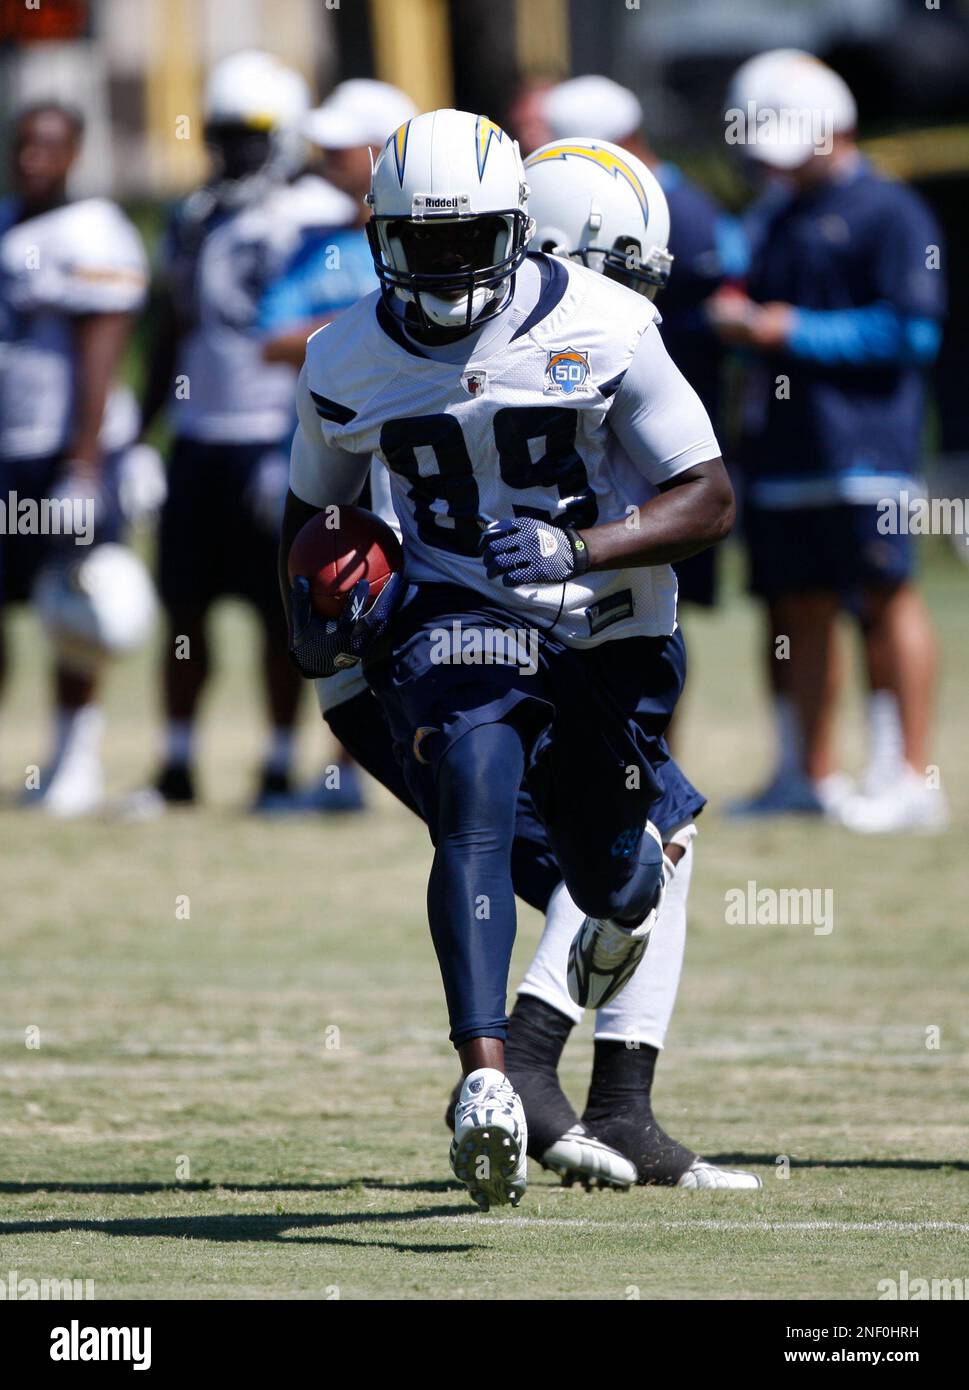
[287,504,403,620]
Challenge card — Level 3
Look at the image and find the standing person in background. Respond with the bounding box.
[261,79,416,811]
[134,51,355,815]
[503,77,555,159]
[709,51,947,833]
[543,76,740,615]
[261,81,417,368]
[0,103,147,816]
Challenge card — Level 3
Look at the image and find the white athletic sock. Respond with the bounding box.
[864,689,905,792]
[264,726,295,777]
[164,720,195,769]
[51,704,104,769]
[594,838,694,1050]
[40,703,105,814]
[517,879,586,1026]
[773,695,804,781]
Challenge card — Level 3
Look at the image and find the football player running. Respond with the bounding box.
[283,110,734,1210]
[291,133,759,1194]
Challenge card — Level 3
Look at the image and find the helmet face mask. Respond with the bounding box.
[540,233,672,300]
[366,110,534,334]
[389,214,508,279]
[600,236,673,299]
[204,122,274,183]
[367,207,531,331]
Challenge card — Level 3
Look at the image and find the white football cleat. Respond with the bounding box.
[677,1158,762,1190]
[837,765,948,835]
[567,915,653,1009]
[567,824,667,1009]
[542,1124,637,1190]
[449,1068,528,1212]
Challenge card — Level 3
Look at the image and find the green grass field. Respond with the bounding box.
[1,542,967,1300]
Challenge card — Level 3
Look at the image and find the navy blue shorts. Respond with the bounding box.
[0,452,125,606]
[365,582,705,855]
[746,501,914,602]
[158,438,289,616]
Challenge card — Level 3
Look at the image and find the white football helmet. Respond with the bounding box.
[33,544,158,672]
[203,51,311,193]
[366,108,534,331]
[525,139,672,298]
[203,50,310,132]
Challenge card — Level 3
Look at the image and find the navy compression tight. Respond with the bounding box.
[427,722,525,1048]
[427,721,665,1048]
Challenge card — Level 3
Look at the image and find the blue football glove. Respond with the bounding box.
[479,516,590,587]
[289,572,402,678]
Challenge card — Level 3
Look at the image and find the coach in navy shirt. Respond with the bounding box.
[710,50,946,833]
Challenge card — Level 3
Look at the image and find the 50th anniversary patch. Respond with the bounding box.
[544,346,592,395]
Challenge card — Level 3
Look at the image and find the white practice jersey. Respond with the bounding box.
[0,197,148,461]
[292,254,720,648]
[163,173,355,445]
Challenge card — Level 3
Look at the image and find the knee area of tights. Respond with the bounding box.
[574,857,664,925]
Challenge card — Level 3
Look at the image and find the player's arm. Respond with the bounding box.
[579,456,733,571]
[281,406,400,680]
[139,284,181,438]
[278,365,372,629]
[583,327,733,569]
[481,324,733,585]
[263,316,337,367]
[278,488,323,615]
[67,310,136,472]
[258,233,342,366]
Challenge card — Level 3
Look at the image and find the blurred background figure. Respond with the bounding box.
[710,51,947,833]
[0,101,148,816]
[132,50,355,817]
[504,77,555,158]
[261,79,416,369]
[541,73,738,736]
[260,77,416,812]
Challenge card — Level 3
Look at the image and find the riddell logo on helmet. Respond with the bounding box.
[413,193,468,213]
